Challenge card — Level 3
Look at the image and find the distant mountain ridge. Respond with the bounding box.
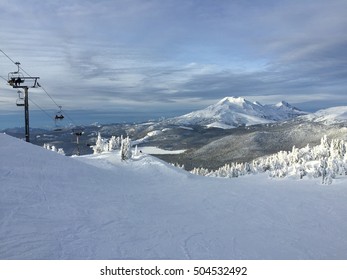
[166,96,306,128]
[299,106,347,125]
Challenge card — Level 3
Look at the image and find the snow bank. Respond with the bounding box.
[1,133,347,260]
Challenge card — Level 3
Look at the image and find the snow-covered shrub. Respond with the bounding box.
[57,148,65,155]
[43,143,65,155]
[171,162,185,169]
[191,167,210,176]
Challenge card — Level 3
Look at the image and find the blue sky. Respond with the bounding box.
[1,0,347,126]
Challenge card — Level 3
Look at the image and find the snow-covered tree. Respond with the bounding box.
[289,146,299,164]
[43,143,65,155]
[190,135,347,185]
[108,136,121,151]
[191,167,210,176]
[120,136,132,160]
[92,132,107,154]
[133,145,139,157]
[171,162,185,169]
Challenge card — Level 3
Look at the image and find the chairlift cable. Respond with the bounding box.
[28,98,56,121]
[0,49,17,65]
[40,85,61,108]
[34,84,77,126]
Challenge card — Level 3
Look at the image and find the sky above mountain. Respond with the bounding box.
[1,0,347,125]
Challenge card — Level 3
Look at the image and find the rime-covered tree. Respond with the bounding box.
[57,148,65,155]
[190,135,347,185]
[120,136,132,160]
[92,132,106,154]
[108,136,121,151]
[43,143,65,155]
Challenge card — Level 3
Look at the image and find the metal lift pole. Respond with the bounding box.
[24,87,30,142]
[7,62,40,142]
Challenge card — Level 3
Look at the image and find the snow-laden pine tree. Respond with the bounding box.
[92,132,105,154]
[134,145,139,157]
[191,167,210,176]
[108,136,121,151]
[290,146,299,164]
[171,162,185,169]
[120,136,132,160]
[43,143,65,155]
[57,148,65,155]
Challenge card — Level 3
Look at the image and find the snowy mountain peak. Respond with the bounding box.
[253,101,263,106]
[274,101,300,111]
[167,96,306,129]
[275,101,291,108]
[217,96,247,106]
[215,96,259,112]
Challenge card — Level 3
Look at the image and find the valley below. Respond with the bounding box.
[2,97,347,171]
[3,117,347,171]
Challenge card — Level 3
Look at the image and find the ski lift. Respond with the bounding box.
[72,127,84,155]
[53,106,66,131]
[55,106,65,121]
[16,90,25,107]
[54,106,63,129]
[8,62,25,87]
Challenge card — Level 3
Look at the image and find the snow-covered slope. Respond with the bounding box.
[167,97,306,128]
[300,106,347,125]
[1,133,347,259]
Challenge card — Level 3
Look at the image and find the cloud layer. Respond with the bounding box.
[1,0,347,120]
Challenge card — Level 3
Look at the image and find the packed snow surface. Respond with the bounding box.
[1,133,347,259]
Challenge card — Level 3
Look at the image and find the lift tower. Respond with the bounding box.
[8,62,40,142]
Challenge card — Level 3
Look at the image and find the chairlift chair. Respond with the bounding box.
[8,62,25,87]
[7,62,39,88]
[15,90,25,106]
[55,106,65,120]
[55,114,64,120]
[16,98,25,107]
[54,106,65,131]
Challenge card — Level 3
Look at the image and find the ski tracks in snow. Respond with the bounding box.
[182,232,204,259]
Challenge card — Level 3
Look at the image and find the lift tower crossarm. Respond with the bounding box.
[8,76,40,88]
